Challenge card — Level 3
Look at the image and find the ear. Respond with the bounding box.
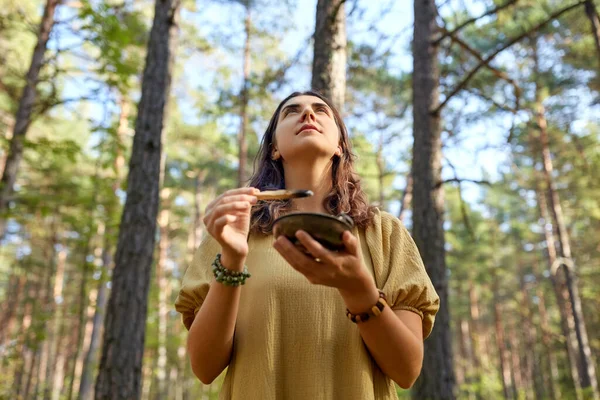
[271,148,280,160]
[335,146,342,157]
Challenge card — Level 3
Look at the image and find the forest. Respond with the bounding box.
[0,0,599,399]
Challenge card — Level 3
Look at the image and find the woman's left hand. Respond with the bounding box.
[273,230,375,294]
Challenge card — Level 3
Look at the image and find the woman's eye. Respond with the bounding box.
[316,107,328,113]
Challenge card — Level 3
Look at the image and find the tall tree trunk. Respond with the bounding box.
[79,94,129,400]
[534,173,581,397]
[412,1,455,398]
[43,246,67,400]
[376,134,385,209]
[398,174,412,222]
[459,319,476,400]
[311,0,346,111]
[535,280,560,400]
[508,325,528,397]
[238,7,251,187]
[0,0,60,232]
[94,0,180,397]
[0,272,25,346]
[537,105,598,397]
[493,281,515,400]
[584,0,600,68]
[155,189,171,399]
[517,260,541,400]
[468,282,482,395]
[533,43,599,397]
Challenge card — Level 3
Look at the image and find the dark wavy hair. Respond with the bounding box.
[248,90,375,234]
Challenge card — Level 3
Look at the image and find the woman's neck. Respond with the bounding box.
[283,159,333,214]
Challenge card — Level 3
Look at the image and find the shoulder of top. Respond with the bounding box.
[377,209,403,226]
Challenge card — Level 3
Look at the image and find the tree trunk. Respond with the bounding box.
[77,244,109,400]
[459,319,476,400]
[517,261,540,400]
[0,272,25,346]
[533,51,599,396]
[398,174,412,222]
[534,173,581,397]
[376,134,385,208]
[535,280,560,400]
[311,0,346,111]
[94,0,180,397]
[493,281,515,400]
[584,0,600,69]
[43,247,67,400]
[468,282,482,393]
[0,0,60,231]
[238,7,251,187]
[508,326,524,396]
[79,94,129,400]
[155,189,171,399]
[411,1,455,399]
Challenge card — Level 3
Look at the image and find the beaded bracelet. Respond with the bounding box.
[346,290,389,323]
[212,253,251,286]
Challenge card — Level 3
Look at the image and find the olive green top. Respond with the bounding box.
[175,209,440,400]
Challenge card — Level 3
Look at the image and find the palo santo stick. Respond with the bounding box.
[255,189,314,201]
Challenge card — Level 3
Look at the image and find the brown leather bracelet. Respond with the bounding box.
[346,290,389,323]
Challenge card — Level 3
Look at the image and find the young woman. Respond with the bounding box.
[175,91,440,399]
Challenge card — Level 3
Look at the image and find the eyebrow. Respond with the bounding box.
[281,102,331,114]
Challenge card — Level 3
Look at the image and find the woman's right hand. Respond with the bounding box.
[203,187,259,268]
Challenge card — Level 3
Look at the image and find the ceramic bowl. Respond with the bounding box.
[272,212,354,251]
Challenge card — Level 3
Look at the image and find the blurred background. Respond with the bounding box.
[0,0,599,399]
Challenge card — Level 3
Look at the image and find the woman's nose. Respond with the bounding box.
[301,107,316,121]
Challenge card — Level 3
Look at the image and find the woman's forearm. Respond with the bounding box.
[355,307,423,388]
[187,252,244,384]
[339,284,424,389]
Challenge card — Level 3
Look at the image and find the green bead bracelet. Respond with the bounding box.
[212,253,251,286]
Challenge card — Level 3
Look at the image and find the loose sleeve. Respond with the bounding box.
[174,234,221,330]
[366,211,440,339]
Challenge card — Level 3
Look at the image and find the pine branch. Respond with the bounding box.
[434,1,586,115]
[433,0,519,45]
[443,27,522,107]
[438,178,492,187]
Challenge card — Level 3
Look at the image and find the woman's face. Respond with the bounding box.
[272,95,341,162]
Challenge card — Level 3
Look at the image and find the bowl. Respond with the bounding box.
[272,212,354,252]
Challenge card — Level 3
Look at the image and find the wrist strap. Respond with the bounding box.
[212,253,251,286]
[346,290,389,323]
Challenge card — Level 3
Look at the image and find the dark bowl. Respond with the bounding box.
[272,212,354,251]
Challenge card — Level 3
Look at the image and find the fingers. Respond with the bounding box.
[213,214,237,232]
[273,236,315,276]
[203,188,258,228]
[204,200,254,232]
[205,187,258,214]
[341,230,359,256]
[294,230,335,264]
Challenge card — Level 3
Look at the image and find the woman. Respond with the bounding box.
[175,91,440,399]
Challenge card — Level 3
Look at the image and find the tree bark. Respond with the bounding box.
[43,246,67,400]
[94,0,180,397]
[311,0,346,111]
[493,279,515,400]
[585,0,600,69]
[411,1,455,399]
[537,103,599,397]
[0,272,25,346]
[155,189,171,399]
[238,7,251,187]
[532,40,599,396]
[534,177,582,397]
[79,96,129,400]
[398,174,412,222]
[0,0,60,232]
[535,280,560,400]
